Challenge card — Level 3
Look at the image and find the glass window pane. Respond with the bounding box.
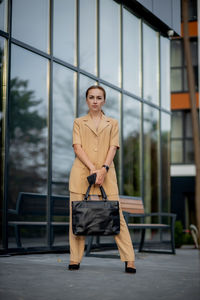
[123,96,141,196]
[171,69,182,92]
[160,37,170,110]
[79,0,97,75]
[171,111,183,138]
[185,112,193,137]
[52,64,76,196]
[100,0,120,86]
[123,9,141,96]
[161,113,171,213]
[143,105,159,213]
[171,140,183,163]
[190,40,198,66]
[0,37,6,249]
[185,140,194,163]
[8,45,48,248]
[78,75,97,117]
[171,40,182,67]
[12,0,49,52]
[53,0,76,65]
[0,0,8,32]
[143,23,159,104]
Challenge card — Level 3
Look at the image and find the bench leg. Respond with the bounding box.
[139,229,145,252]
[171,224,176,254]
[15,225,22,248]
[85,236,94,256]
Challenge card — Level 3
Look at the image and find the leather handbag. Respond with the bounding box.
[71,174,120,236]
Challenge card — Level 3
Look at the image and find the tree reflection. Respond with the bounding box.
[8,77,47,207]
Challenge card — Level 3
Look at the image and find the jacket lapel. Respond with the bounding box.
[83,113,110,136]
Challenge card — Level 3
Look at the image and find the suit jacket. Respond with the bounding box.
[69,113,120,195]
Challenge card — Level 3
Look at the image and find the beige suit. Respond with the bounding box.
[69,113,135,263]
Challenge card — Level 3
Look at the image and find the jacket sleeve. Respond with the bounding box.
[110,119,120,149]
[72,120,82,146]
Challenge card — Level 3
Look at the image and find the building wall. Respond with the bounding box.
[0,0,179,253]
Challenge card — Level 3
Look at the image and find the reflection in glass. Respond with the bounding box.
[171,111,183,138]
[100,0,120,86]
[54,0,76,64]
[123,96,141,196]
[0,0,8,32]
[0,37,6,249]
[171,140,183,163]
[161,113,170,213]
[185,140,194,163]
[123,9,141,96]
[143,24,159,104]
[79,0,97,75]
[8,45,48,248]
[160,37,170,110]
[78,75,97,117]
[52,63,76,195]
[12,0,49,52]
[143,105,159,213]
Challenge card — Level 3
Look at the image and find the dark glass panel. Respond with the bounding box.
[0,0,8,32]
[123,8,141,96]
[52,63,76,196]
[143,23,159,104]
[53,0,76,64]
[0,37,6,249]
[160,37,170,110]
[161,113,170,213]
[185,140,194,164]
[143,105,159,213]
[171,40,182,67]
[100,0,120,86]
[8,45,48,248]
[171,111,183,138]
[12,0,49,52]
[123,96,141,196]
[79,0,97,75]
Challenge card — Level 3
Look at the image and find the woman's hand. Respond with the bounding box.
[91,168,107,186]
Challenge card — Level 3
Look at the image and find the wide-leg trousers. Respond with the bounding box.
[69,192,135,263]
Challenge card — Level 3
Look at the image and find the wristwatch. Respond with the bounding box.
[102,165,109,172]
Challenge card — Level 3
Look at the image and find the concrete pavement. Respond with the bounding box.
[0,248,199,300]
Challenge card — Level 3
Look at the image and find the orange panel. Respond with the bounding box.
[171,93,199,110]
[181,21,198,37]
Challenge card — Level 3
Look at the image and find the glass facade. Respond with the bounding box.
[0,0,171,252]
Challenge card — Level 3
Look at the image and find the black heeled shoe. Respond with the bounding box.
[68,263,80,270]
[125,262,136,273]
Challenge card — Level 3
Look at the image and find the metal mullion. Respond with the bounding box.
[2,0,12,250]
[97,0,100,80]
[158,34,162,216]
[47,0,53,248]
[11,37,51,60]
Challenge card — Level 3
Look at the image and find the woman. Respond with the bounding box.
[68,85,136,273]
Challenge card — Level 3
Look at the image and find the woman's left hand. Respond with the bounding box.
[91,168,107,186]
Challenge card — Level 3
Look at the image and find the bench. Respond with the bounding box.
[85,196,176,255]
[8,192,70,248]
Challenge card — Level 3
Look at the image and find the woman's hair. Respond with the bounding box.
[85,85,106,100]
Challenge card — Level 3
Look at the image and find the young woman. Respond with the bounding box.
[68,85,136,273]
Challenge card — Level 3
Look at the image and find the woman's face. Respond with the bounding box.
[86,88,105,113]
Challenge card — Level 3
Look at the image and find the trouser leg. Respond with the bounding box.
[69,192,86,263]
[109,194,135,262]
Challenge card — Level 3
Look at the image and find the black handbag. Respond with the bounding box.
[71,175,120,236]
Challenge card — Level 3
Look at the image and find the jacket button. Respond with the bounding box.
[94,148,98,151]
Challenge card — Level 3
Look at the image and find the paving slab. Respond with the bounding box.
[0,248,200,300]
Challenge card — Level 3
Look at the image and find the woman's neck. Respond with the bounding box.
[89,111,102,119]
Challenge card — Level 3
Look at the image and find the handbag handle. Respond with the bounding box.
[84,184,108,201]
